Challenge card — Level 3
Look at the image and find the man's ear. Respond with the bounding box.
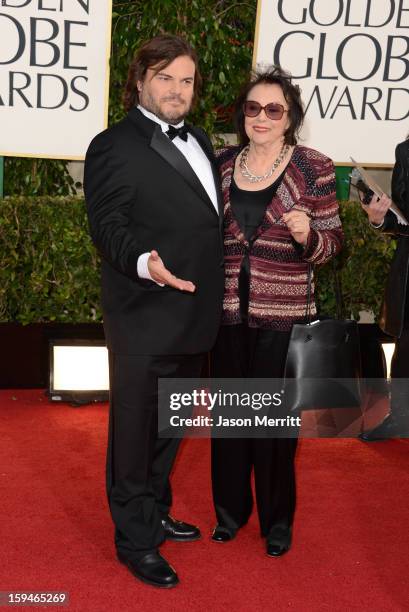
[137,80,143,92]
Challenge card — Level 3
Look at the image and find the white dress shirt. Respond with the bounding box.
[136,105,218,284]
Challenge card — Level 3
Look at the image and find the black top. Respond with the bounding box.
[230,172,284,241]
[229,171,284,321]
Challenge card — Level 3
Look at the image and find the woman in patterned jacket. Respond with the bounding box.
[210,67,343,557]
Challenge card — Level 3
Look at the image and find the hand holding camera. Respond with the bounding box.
[350,167,392,226]
[363,192,392,226]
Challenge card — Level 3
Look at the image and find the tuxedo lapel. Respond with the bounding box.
[150,126,218,218]
[127,107,218,218]
[189,126,224,229]
[212,163,225,233]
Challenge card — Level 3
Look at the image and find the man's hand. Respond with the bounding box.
[148,250,196,292]
[362,193,391,226]
[282,209,310,245]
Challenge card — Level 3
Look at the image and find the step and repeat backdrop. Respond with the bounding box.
[0,0,112,159]
[1,1,407,164]
[253,0,409,165]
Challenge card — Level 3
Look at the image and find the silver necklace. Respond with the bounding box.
[239,143,290,183]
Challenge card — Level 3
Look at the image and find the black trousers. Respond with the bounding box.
[210,325,297,542]
[390,327,409,418]
[107,352,204,560]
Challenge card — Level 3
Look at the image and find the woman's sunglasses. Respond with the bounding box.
[243,100,288,121]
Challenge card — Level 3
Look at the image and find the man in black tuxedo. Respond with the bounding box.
[84,34,224,588]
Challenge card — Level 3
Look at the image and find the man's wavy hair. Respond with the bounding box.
[123,34,202,112]
[234,66,305,147]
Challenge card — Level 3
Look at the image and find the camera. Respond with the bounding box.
[350,168,375,205]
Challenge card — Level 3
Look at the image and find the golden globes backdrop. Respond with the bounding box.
[0,0,112,160]
[253,0,409,165]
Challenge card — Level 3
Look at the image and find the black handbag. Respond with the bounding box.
[284,264,362,411]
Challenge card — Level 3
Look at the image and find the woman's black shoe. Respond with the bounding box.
[266,542,290,557]
[266,525,292,557]
[359,413,409,441]
[211,525,237,542]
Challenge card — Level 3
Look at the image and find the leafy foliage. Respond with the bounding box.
[109,0,257,133]
[315,200,397,320]
[3,158,79,197]
[3,1,257,196]
[0,196,396,324]
[0,197,100,323]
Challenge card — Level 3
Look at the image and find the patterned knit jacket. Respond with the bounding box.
[217,145,343,330]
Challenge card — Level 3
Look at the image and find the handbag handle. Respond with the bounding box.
[306,265,313,324]
[332,257,344,319]
[305,257,343,324]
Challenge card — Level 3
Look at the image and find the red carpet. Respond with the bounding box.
[1,389,409,611]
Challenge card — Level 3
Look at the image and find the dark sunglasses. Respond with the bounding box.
[243,100,288,120]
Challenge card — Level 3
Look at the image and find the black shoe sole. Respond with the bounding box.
[266,548,290,558]
[211,537,234,543]
[117,556,179,589]
[211,531,236,543]
[359,431,398,442]
[165,533,201,542]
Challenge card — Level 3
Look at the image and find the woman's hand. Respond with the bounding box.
[362,193,392,226]
[282,209,310,245]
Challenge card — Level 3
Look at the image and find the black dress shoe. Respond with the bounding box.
[266,525,292,557]
[211,525,237,542]
[359,413,409,442]
[162,515,201,542]
[117,551,178,588]
[266,542,290,557]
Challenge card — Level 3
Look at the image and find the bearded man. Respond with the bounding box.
[84,34,224,588]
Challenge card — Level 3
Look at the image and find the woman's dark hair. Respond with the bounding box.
[123,34,202,112]
[234,66,305,146]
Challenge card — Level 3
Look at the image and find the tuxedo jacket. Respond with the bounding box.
[379,140,409,337]
[84,107,225,355]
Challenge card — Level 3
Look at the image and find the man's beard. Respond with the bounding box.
[142,92,191,125]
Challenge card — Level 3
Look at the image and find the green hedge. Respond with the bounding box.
[316,201,396,320]
[0,197,100,324]
[0,196,396,324]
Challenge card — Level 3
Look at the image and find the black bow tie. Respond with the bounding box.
[166,124,189,142]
